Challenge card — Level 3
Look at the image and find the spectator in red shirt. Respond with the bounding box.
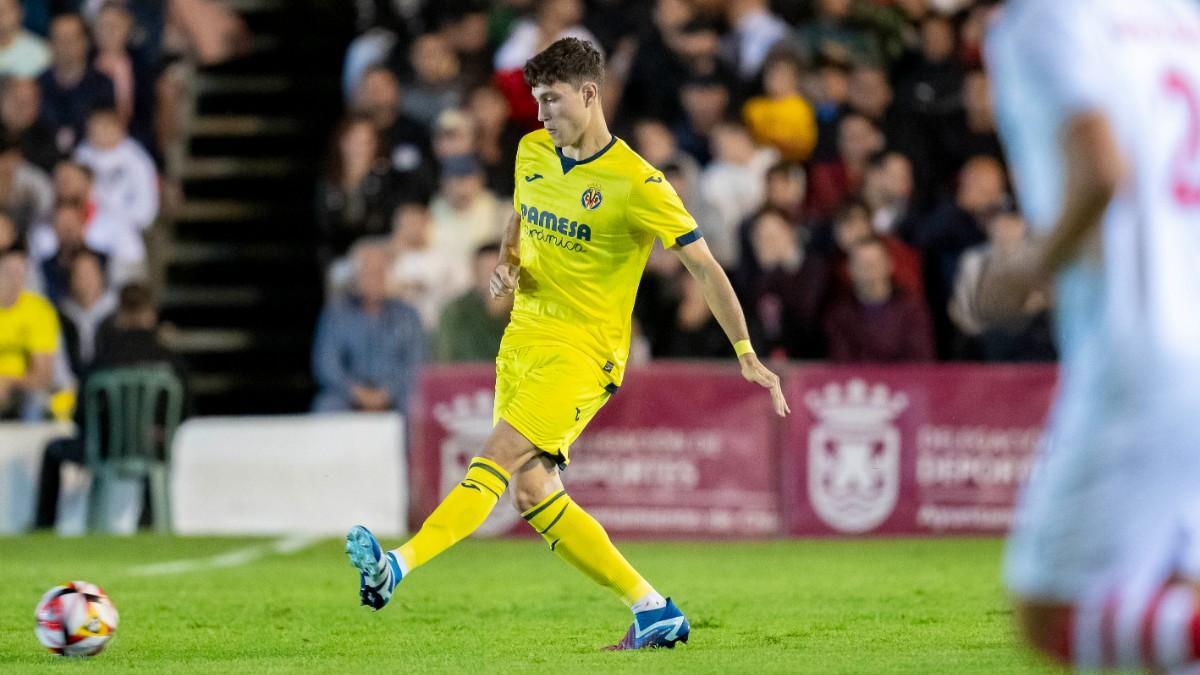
[823,236,934,362]
[828,199,923,298]
[807,112,884,219]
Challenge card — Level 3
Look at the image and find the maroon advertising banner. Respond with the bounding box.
[412,363,780,538]
[780,365,1057,536]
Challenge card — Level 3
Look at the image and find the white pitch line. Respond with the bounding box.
[127,535,320,576]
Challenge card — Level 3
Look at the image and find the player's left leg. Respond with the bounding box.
[514,456,689,650]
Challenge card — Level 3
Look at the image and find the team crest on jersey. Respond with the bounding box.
[580,186,603,210]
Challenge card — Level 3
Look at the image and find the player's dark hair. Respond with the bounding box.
[523,37,605,90]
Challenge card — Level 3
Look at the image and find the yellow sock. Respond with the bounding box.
[396,457,509,571]
[523,490,653,607]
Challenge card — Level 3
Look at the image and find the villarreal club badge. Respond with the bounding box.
[581,186,603,210]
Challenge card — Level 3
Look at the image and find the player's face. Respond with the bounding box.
[532,81,594,147]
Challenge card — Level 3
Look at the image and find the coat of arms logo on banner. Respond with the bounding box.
[432,391,521,536]
[804,379,908,533]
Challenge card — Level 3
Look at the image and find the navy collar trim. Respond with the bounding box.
[556,135,618,174]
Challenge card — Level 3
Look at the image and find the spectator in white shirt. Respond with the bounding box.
[429,154,506,297]
[0,0,50,77]
[74,106,158,232]
[699,120,778,265]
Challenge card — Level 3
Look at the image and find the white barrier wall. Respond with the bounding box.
[0,422,73,533]
[171,413,407,536]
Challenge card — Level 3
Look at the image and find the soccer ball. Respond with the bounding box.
[34,581,118,656]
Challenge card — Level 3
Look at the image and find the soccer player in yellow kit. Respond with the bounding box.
[346,37,789,650]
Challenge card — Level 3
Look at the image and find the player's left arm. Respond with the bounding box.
[672,238,790,417]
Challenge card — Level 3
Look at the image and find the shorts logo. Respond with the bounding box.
[804,379,907,533]
[581,186,603,210]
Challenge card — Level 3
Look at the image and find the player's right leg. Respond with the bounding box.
[345,419,539,610]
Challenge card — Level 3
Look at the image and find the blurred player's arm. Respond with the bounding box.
[1040,112,1124,272]
[490,210,521,298]
[978,112,1123,323]
[672,238,790,417]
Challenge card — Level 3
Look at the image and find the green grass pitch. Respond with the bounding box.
[0,535,1057,673]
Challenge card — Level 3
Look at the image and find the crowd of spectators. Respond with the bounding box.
[0,0,193,422]
[312,0,1057,412]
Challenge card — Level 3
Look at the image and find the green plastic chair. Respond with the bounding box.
[82,366,185,534]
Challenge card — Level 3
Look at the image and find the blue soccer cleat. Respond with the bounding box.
[345,525,402,610]
[605,598,690,650]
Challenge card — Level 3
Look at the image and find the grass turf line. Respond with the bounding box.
[0,536,1055,673]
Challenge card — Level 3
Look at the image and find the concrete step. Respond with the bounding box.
[190,115,304,137]
[181,156,300,180]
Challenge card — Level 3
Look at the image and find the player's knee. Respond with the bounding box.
[1014,600,1073,665]
[513,486,551,513]
[480,423,538,474]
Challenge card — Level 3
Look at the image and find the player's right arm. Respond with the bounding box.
[977,4,1123,326]
[490,209,521,298]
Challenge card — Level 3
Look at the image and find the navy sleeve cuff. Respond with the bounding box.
[674,229,703,247]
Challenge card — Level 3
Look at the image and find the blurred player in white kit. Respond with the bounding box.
[984,0,1200,669]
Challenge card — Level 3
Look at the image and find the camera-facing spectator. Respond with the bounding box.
[351,65,434,203]
[823,236,934,363]
[674,73,730,166]
[949,209,1056,362]
[75,107,159,232]
[386,202,462,332]
[312,241,424,414]
[36,200,103,304]
[402,33,462,128]
[0,0,49,77]
[436,243,512,362]
[808,112,885,219]
[92,1,157,154]
[828,199,923,297]
[915,154,1008,354]
[660,268,729,359]
[863,150,918,238]
[431,108,475,161]
[37,13,116,154]
[793,0,883,67]
[0,245,58,420]
[699,120,777,266]
[0,133,53,232]
[429,154,507,294]
[57,249,117,376]
[742,50,818,162]
[435,5,491,91]
[1,78,59,172]
[467,85,522,196]
[721,0,788,82]
[316,114,402,267]
[741,207,825,359]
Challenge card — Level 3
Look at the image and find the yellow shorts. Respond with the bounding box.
[492,344,615,465]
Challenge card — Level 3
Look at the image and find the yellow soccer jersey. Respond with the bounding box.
[505,129,701,386]
[0,290,60,378]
